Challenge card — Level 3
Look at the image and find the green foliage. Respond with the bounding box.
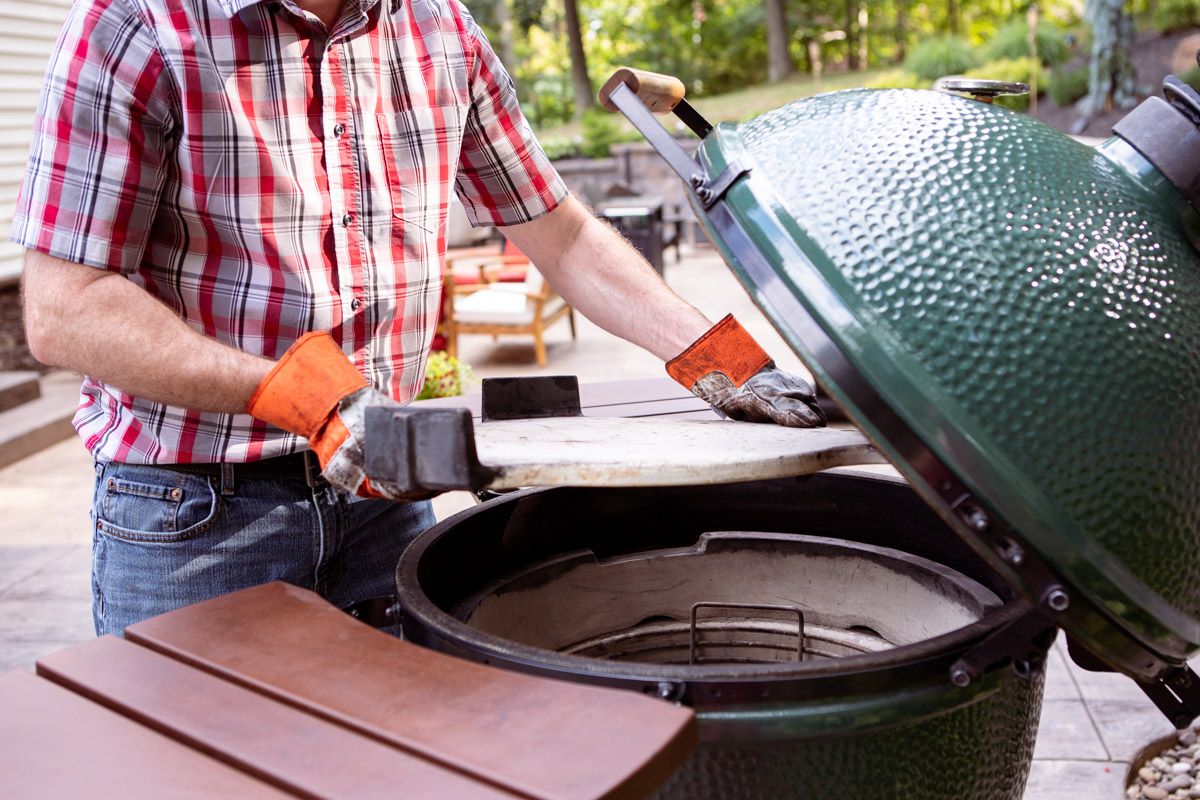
[963,57,1049,111]
[904,37,976,81]
[1047,64,1090,106]
[524,74,575,130]
[511,0,544,32]
[979,19,1072,66]
[1146,0,1200,32]
[417,351,476,401]
[865,69,927,90]
[538,135,582,161]
[1183,66,1200,94]
[463,0,1105,131]
[579,108,641,159]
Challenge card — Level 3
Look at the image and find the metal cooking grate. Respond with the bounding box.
[561,601,892,665]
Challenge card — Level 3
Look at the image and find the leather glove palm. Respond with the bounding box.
[246,332,419,500]
[667,315,826,428]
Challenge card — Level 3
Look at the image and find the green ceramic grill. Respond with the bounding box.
[599,68,1200,727]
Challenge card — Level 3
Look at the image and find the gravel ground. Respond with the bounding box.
[1128,727,1200,800]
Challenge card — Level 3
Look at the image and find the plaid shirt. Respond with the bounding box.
[12,0,566,464]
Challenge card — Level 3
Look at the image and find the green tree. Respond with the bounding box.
[563,0,596,118]
[766,0,793,82]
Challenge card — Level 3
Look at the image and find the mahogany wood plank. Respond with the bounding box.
[36,636,523,800]
[126,582,697,800]
[0,669,296,799]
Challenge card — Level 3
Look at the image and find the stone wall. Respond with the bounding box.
[553,138,700,226]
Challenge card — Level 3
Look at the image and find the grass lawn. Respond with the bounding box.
[535,67,888,141]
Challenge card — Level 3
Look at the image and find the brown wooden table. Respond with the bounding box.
[2,378,703,800]
[6,582,696,799]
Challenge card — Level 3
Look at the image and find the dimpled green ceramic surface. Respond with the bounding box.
[697,88,1200,660]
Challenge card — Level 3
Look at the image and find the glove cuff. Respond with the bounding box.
[665,314,771,390]
[246,332,369,438]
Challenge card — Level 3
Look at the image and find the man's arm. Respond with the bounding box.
[501,195,712,361]
[503,195,825,428]
[21,249,272,414]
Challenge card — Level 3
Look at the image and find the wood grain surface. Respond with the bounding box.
[36,636,521,800]
[124,581,698,800]
[0,669,296,799]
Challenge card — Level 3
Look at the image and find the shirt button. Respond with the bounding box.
[333,123,345,138]
[342,213,353,227]
[351,297,362,311]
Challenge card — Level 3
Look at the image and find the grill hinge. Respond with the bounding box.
[1139,665,1200,729]
[948,588,1064,688]
[691,161,752,210]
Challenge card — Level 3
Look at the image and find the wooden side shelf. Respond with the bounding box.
[12,582,696,800]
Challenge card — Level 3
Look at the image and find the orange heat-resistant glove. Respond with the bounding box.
[246,332,410,499]
[666,314,826,428]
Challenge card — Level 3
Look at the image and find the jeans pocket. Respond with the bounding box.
[96,464,221,543]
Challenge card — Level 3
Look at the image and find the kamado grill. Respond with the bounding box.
[359,69,1200,798]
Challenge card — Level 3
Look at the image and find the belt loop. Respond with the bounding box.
[220,463,236,496]
[302,450,325,489]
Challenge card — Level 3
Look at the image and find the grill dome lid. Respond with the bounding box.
[603,72,1200,710]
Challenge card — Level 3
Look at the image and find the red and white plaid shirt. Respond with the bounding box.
[12,0,566,464]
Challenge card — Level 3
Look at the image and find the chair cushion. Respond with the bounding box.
[454,288,535,325]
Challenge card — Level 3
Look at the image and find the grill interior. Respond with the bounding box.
[460,531,1001,667]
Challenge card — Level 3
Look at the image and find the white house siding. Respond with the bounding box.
[0,0,73,286]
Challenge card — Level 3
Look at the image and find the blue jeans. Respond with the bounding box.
[90,460,434,637]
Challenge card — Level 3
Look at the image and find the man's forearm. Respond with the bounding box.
[503,196,712,361]
[21,250,272,414]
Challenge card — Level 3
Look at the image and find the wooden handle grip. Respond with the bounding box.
[599,68,686,114]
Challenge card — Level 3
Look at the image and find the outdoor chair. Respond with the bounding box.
[442,250,575,367]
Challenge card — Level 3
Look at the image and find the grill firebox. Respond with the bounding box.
[397,473,1049,799]
[461,532,1002,667]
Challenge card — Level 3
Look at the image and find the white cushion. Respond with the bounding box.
[454,288,535,325]
[453,289,568,327]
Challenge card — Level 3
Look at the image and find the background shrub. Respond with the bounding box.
[1147,0,1200,33]
[980,19,1072,66]
[1182,65,1200,94]
[962,57,1048,111]
[865,69,928,90]
[578,109,642,159]
[903,37,977,81]
[1047,64,1090,107]
[539,135,581,162]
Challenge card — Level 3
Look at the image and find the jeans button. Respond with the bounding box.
[342,213,353,227]
[333,122,345,138]
[351,297,362,311]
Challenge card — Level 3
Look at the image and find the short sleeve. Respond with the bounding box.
[10,0,174,274]
[453,3,568,227]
